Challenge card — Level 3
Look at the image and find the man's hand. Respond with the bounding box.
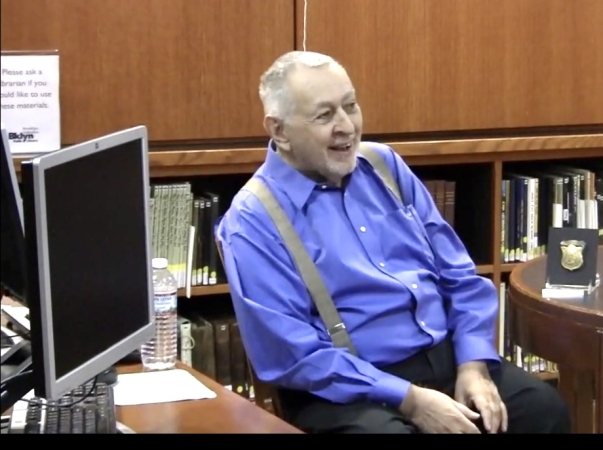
[399,385,481,433]
[455,361,508,433]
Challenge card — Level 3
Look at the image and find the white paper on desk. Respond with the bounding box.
[113,369,217,406]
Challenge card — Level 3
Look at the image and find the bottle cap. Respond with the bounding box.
[152,257,168,269]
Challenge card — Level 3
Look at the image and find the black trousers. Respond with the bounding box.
[278,338,571,434]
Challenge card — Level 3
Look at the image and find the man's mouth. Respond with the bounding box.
[328,143,353,152]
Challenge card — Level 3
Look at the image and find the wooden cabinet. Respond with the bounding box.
[295,0,603,134]
[2,1,602,142]
[0,0,295,144]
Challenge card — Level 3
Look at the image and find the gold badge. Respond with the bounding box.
[560,240,585,271]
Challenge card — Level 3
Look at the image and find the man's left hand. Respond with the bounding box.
[455,361,508,433]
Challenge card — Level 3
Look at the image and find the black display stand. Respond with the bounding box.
[1,346,33,415]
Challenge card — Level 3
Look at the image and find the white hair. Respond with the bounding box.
[259,51,340,120]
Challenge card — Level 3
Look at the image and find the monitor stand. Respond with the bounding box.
[1,339,30,367]
[0,353,32,415]
[97,365,118,387]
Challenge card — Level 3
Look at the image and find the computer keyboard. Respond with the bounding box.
[9,381,117,433]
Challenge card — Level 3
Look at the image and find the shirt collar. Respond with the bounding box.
[263,140,336,210]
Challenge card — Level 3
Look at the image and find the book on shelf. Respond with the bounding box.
[498,282,557,376]
[148,176,460,296]
[148,182,226,296]
[177,311,254,401]
[501,165,602,263]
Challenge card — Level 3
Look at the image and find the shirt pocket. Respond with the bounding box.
[379,206,437,271]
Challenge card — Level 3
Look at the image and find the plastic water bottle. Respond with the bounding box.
[141,257,178,370]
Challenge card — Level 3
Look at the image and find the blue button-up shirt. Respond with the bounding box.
[215,141,500,409]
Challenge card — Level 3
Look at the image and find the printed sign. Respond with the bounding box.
[1,52,61,154]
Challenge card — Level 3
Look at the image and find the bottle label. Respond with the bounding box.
[154,292,177,313]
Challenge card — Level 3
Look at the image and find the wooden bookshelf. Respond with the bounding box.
[146,133,603,176]
[11,133,603,178]
[536,371,559,382]
[11,130,600,387]
[501,264,520,273]
[12,130,600,286]
[177,264,495,299]
[177,284,230,298]
[11,131,601,286]
[10,132,602,281]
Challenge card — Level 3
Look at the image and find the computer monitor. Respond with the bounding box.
[0,123,28,304]
[19,125,155,400]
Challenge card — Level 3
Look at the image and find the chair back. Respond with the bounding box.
[246,359,283,417]
[214,236,285,419]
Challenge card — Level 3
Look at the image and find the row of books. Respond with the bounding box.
[177,310,253,400]
[148,165,601,290]
[424,179,456,227]
[497,281,557,375]
[149,182,225,292]
[149,178,456,293]
[500,165,602,263]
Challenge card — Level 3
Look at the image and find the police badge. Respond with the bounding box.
[559,240,585,271]
[545,227,599,294]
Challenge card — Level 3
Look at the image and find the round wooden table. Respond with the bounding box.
[508,245,602,434]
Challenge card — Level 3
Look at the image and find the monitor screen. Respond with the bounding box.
[0,124,27,304]
[22,125,154,399]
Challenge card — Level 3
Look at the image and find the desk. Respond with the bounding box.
[116,363,303,433]
[508,245,602,434]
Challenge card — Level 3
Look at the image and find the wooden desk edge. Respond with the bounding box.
[508,250,603,329]
[115,362,304,434]
[508,250,603,434]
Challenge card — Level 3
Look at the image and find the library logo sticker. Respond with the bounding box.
[8,127,39,143]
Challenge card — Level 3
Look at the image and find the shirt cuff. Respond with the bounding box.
[369,372,410,409]
[453,334,501,367]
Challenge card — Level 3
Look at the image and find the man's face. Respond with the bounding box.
[274,63,363,184]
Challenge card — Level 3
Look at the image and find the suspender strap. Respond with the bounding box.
[243,177,357,356]
[358,142,403,204]
[241,142,402,356]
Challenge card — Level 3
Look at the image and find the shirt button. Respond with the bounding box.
[321,185,327,189]
[360,226,366,232]
[420,321,426,326]
[411,283,418,289]
[379,262,385,267]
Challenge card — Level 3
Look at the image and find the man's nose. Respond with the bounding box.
[333,110,354,135]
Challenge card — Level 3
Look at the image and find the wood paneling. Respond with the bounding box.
[3,0,600,144]
[296,0,603,134]
[1,0,294,145]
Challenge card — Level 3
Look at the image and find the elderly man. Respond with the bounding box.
[215,51,570,434]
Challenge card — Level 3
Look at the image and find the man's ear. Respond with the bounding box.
[263,115,291,152]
